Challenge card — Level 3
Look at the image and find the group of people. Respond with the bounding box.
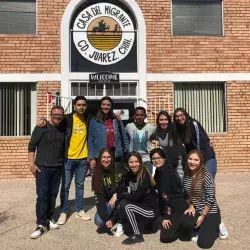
[28,95,228,248]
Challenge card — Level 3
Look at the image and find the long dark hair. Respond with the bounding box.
[172,107,193,144]
[127,151,155,187]
[96,96,116,121]
[186,149,205,205]
[156,110,173,138]
[92,148,115,193]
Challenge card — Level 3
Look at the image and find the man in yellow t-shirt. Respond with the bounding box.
[58,96,91,225]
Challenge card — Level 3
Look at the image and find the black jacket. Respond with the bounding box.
[154,163,188,220]
[161,143,187,171]
[185,120,215,161]
[118,170,159,212]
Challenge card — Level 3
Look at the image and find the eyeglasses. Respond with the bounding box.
[51,114,64,118]
[152,157,163,161]
[174,114,184,119]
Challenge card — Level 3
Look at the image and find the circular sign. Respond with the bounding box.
[73,3,135,65]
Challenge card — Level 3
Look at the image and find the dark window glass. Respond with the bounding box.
[172,0,223,36]
[0,0,36,34]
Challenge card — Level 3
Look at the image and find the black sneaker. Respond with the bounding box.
[122,234,144,245]
[30,225,48,239]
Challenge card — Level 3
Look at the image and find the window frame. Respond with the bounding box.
[173,81,227,135]
[0,82,37,137]
[171,0,224,37]
[0,0,37,35]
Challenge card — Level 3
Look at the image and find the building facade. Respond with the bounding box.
[0,0,250,180]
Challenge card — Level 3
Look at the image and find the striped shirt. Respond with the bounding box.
[183,170,219,214]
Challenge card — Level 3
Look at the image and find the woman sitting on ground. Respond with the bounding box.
[92,148,128,236]
[150,148,188,243]
[182,149,223,249]
[118,151,159,245]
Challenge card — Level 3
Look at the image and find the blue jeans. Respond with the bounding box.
[60,158,88,213]
[94,203,114,227]
[36,166,62,226]
[205,157,217,181]
[144,161,153,174]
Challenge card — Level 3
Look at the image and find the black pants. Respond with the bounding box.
[160,199,188,243]
[181,213,221,249]
[160,213,188,243]
[120,199,157,235]
[36,166,62,226]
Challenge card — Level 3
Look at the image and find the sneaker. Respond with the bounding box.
[219,221,229,239]
[122,234,144,245]
[191,235,198,242]
[49,219,59,230]
[30,225,48,239]
[75,210,91,221]
[57,213,67,225]
[111,223,124,237]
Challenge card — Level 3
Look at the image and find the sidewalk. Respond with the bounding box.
[0,173,249,250]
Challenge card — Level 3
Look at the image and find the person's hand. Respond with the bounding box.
[30,165,41,177]
[184,205,196,217]
[106,220,113,228]
[37,119,47,128]
[108,195,117,208]
[162,220,172,229]
[209,141,215,148]
[195,215,205,228]
[89,159,96,169]
[114,110,124,121]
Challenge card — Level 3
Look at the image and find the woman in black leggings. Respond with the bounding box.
[150,148,188,243]
[182,149,222,249]
[118,151,159,245]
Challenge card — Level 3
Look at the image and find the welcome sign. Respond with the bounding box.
[73,2,135,65]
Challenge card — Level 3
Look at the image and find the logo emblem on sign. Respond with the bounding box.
[73,3,135,65]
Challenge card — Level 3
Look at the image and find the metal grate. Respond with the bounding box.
[71,82,137,98]
[0,82,34,136]
[174,82,226,133]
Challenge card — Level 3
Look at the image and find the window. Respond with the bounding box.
[71,82,137,98]
[0,0,36,34]
[172,0,223,36]
[174,82,226,133]
[0,83,36,136]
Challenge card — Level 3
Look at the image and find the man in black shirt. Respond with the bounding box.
[28,105,66,239]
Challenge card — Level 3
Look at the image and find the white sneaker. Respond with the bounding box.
[111,223,124,237]
[49,219,59,230]
[219,221,229,239]
[57,213,67,225]
[30,225,48,239]
[114,223,124,237]
[75,210,91,221]
[191,235,198,242]
[191,231,199,242]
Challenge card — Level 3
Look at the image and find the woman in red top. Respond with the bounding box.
[88,96,129,169]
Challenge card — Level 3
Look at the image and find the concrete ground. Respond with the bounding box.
[0,173,249,250]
